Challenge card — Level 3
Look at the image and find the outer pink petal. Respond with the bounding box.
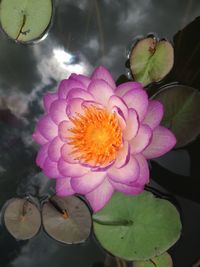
[134,154,149,185]
[108,95,128,119]
[58,79,84,99]
[67,88,94,101]
[36,143,49,168]
[91,65,116,89]
[122,88,148,121]
[56,178,75,196]
[114,141,130,168]
[109,179,143,195]
[107,155,139,184]
[112,107,126,130]
[43,93,58,112]
[130,124,152,154]
[88,79,114,106]
[49,99,68,124]
[37,115,58,141]
[71,171,106,194]
[143,100,164,129]
[143,126,176,159]
[58,158,90,177]
[123,108,139,140]
[61,142,79,164]
[66,98,84,118]
[86,179,114,212]
[116,81,143,97]
[48,137,64,162]
[43,158,63,178]
[58,120,73,142]
[32,130,48,145]
[70,74,91,88]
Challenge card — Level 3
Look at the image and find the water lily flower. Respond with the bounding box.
[33,66,176,212]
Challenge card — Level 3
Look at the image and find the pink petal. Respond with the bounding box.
[32,130,48,145]
[91,65,116,89]
[116,82,143,97]
[58,158,90,177]
[143,100,164,129]
[36,143,49,168]
[70,74,91,88]
[109,179,143,195]
[43,158,62,178]
[61,142,79,164]
[123,108,139,140]
[58,120,73,142]
[108,95,128,119]
[67,88,94,101]
[86,179,114,212]
[114,141,130,168]
[66,98,84,118]
[71,171,106,194]
[48,137,64,162]
[49,99,68,125]
[107,155,139,184]
[56,178,75,196]
[143,126,176,159]
[122,88,148,121]
[134,154,149,185]
[58,79,84,99]
[130,124,152,154]
[37,115,58,141]
[43,93,58,112]
[113,107,126,130]
[88,79,114,106]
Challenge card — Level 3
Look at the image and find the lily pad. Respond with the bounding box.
[42,195,92,244]
[3,198,41,240]
[153,84,200,148]
[0,0,53,42]
[130,37,174,86]
[93,191,181,261]
[133,252,173,267]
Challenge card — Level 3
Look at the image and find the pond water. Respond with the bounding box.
[0,0,200,266]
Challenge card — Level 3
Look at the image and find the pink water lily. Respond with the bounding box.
[33,66,176,212]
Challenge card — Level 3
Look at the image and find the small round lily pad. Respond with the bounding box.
[133,252,173,267]
[42,195,92,244]
[3,198,41,240]
[0,0,53,43]
[130,37,174,86]
[153,84,200,148]
[93,191,181,261]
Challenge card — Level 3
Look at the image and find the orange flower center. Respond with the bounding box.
[68,105,122,166]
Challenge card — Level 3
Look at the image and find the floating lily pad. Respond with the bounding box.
[154,84,200,148]
[42,195,92,244]
[130,37,174,86]
[3,198,41,240]
[0,0,53,42]
[133,252,173,267]
[93,191,181,261]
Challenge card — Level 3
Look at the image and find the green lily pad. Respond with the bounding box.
[0,0,53,42]
[93,191,181,261]
[153,84,200,148]
[3,198,41,240]
[42,195,92,244]
[130,37,174,86]
[133,252,173,267]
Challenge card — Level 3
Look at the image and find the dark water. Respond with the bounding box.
[0,0,200,266]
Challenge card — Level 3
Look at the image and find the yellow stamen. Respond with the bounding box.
[68,105,122,166]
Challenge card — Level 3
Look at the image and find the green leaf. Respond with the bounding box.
[93,191,181,261]
[130,37,174,86]
[133,252,173,267]
[153,84,200,148]
[3,198,41,240]
[0,0,52,42]
[42,196,92,244]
